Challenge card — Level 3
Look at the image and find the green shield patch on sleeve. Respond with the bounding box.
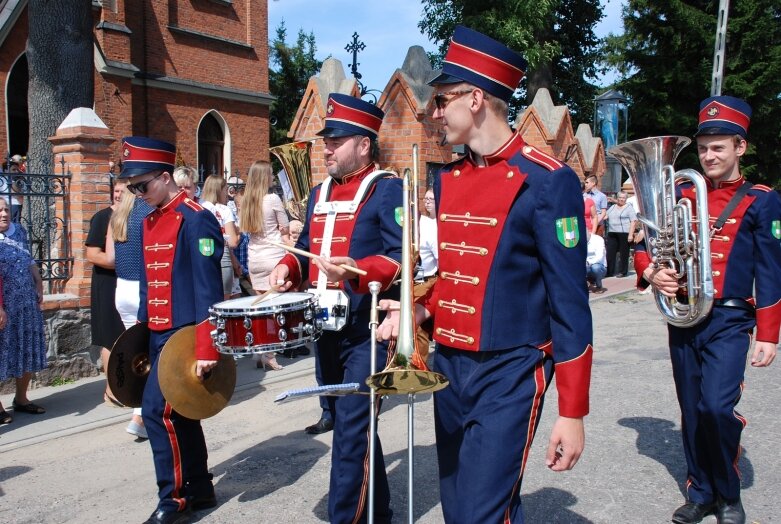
[394,207,403,227]
[198,238,215,256]
[555,217,579,248]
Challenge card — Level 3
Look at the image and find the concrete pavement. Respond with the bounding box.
[3,273,778,523]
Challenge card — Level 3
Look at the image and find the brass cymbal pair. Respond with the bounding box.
[107,323,236,419]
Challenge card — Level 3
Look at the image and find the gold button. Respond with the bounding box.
[712,271,721,276]
[453,169,461,177]
[523,146,532,154]
[467,337,475,344]
[507,171,514,179]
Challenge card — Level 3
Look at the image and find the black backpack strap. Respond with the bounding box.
[712,181,753,232]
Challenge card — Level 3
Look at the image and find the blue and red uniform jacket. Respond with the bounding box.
[138,190,225,360]
[420,132,593,418]
[634,176,781,343]
[277,163,403,333]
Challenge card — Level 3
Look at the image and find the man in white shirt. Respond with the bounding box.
[586,230,607,293]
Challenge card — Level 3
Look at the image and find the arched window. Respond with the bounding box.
[197,112,229,180]
[6,53,29,158]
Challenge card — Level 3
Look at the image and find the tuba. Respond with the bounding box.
[270,140,315,221]
[608,136,713,327]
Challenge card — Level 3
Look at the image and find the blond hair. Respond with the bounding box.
[172,166,198,188]
[110,186,136,242]
[200,174,226,204]
[240,160,274,234]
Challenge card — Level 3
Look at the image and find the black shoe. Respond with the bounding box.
[672,501,716,524]
[143,507,192,524]
[716,499,745,524]
[305,417,334,434]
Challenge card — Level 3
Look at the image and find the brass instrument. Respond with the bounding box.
[366,145,448,524]
[269,140,315,221]
[367,144,448,394]
[609,136,714,327]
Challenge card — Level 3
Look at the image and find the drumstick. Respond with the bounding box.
[269,240,368,276]
[251,287,278,306]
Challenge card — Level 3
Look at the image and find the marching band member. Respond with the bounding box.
[269,94,402,523]
[379,26,593,523]
[638,96,781,524]
[120,137,224,524]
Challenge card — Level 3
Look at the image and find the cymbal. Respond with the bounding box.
[158,326,237,420]
[106,323,152,408]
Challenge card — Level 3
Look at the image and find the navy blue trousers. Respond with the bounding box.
[434,345,554,524]
[668,306,755,504]
[318,330,392,524]
[142,328,212,512]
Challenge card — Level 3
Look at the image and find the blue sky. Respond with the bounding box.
[268,0,625,91]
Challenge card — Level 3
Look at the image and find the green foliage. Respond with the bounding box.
[418,0,604,122]
[603,0,781,187]
[50,376,75,387]
[269,21,323,147]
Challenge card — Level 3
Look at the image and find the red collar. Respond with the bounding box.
[155,190,186,215]
[332,163,375,185]
[479,132,526,166]
[709,175,745,190]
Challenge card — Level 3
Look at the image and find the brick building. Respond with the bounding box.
[0,0,272,177]
[288,48,605,196]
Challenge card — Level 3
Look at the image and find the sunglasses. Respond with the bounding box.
[433,89,474,110]
[127,171,165,195]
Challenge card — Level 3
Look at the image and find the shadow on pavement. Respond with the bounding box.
[206,431,330,515]
[523,487,593,522]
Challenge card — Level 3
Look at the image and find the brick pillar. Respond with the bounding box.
[49,108,116,305]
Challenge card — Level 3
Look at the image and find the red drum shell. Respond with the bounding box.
[209,293,320,355]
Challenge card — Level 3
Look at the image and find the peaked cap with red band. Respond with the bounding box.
[119,136,177,178]
[428,25,527,103]
[317,93,384,140]
[695,95,751,139]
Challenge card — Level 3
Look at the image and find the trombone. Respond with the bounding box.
[366,144,448,523]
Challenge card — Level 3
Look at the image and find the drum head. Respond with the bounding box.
[107,323,151,407]
[211,292,314,314]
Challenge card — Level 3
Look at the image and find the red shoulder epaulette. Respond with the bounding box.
[183,198,204,211]
[521,145,564,171]
[752,184,772,192]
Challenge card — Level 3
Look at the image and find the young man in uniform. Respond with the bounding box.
[380,26,593,522]
[638,96,781,524]
[269,94,403,523]
[120,137,225,524]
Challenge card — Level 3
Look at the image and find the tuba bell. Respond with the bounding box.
[608,136,713,327]
[270,140,315,221]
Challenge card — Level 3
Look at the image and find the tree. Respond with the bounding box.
[419,0,604,122]
[603,0,781,186]
[26,0,94,174]
[269,21,323,147]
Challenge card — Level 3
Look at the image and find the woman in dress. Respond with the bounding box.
[86,180,126,406]
[106,186,154,439]
[0,197,46,423]
[200,175,239,300]
[240,161,289,371]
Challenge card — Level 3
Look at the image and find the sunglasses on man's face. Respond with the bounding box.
[433,89,474,110]
[127,171,165,195]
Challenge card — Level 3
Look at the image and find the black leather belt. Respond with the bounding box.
[714,298,755,316]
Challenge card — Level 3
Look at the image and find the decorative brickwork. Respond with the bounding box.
[289,51,606,199]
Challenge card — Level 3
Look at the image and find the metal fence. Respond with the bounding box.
[1,158,72,293]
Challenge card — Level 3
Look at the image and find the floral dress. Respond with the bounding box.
[0,224,47,380]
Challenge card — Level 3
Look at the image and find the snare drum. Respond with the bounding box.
[209,293,321,355]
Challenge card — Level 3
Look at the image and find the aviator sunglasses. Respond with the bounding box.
[433,89,474,110]
[127,171,165,195]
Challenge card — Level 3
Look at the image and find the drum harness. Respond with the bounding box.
[311,170,394,330]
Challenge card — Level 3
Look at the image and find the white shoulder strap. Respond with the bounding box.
[313,170,395,215]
